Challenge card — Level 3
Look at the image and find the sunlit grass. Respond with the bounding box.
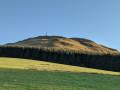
[0,57,120,75]
[0,57,120,89]
[1,68,120,90]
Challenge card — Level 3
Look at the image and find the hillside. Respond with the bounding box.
[0,57,120,75]
[6,36,119,54]
[0,57,120,90]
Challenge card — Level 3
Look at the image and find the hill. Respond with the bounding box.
[0,57,120,75]
[6,36,119,54]
[0,57,120,90]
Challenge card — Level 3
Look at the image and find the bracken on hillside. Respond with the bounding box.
[6,36,119,54]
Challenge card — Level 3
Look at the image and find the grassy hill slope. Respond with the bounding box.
[6,36,119,54]
[0,57,120,75]
[0,57,120,90]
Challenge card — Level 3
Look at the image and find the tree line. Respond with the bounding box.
[0,45,120,72]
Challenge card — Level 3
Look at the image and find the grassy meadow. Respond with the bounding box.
[0,57,120,90]
[1,68,120,90]
[0,57,120,75]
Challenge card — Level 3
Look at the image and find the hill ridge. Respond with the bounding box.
[6,35,119,54]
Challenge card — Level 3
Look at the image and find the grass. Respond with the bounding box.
[7,35,119,53]
[0,57,120,75]
[0,68,120,90]
[0,57,120,90]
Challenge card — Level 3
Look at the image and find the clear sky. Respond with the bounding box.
[0,0,120,51]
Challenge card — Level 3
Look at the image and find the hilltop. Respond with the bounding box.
[6,36,119,54]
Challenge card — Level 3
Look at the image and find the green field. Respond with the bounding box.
[0,57,120,90]
[0,57,120,75]
[1,68,120,90]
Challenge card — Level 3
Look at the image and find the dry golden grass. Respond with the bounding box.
[6,36,119,54]
[0,57,120,75]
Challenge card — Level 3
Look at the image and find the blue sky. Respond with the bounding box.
[0,0,120,51]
